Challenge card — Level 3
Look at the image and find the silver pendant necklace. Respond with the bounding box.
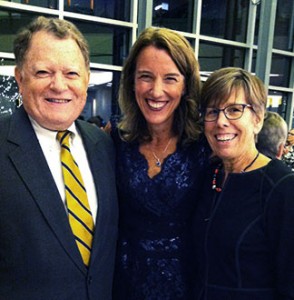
[151,138,172,167]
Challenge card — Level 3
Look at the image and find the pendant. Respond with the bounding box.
[152,151,162,167]
[155,159,161,167]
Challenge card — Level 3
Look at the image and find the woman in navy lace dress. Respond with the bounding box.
[112,27,209,300]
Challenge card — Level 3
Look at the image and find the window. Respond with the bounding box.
[199,42,245,71]
[201,0,249,43]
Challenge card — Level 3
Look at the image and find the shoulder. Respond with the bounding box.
[0,114,11,148]
[110,126,137,151]
[184,134,211,168]
[76,119,114,149]
[261,159,294,185]
[0,107,35,145]
[260,159,294,206]
[0,114,11,134]
[0,106,26,131]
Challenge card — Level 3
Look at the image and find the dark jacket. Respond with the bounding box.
[194,159,294,300]
[0,106,118,300]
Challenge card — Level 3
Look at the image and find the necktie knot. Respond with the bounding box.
[57,130,71,147]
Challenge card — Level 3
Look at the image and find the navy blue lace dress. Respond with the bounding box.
[112,130,209,300]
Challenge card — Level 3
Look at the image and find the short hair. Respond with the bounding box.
[13,16,89,70]
[257,111,288,159]
[200,67,267,122]
[87,115,105,127]
[118,27,202,145]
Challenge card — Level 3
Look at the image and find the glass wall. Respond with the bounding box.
[200,0,249,43]
[66,19,130,65]
[199,43,246,71]
[273,0,293,51]
[0,0,293,126]
[64,0,131,21]
[152,0,194,32]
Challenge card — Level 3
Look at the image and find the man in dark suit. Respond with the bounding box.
[0,16,118,299]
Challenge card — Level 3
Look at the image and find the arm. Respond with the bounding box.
[265,173,294,299]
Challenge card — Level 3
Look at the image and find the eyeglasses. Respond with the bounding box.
[203,104,253,122]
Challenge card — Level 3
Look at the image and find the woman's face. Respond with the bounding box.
[134,45,185,130]
[204,88,263,161]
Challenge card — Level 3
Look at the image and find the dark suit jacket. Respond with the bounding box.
[0,106,118,300]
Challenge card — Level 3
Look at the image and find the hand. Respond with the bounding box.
[103,121,112,134]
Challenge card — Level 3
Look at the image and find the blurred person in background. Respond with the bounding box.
[87,115,106,128]
[256,110,288,159]
[282,128,294,170]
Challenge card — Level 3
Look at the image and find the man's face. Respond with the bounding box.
[15,30,90,131]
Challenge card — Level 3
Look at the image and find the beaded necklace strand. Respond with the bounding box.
[212,152,260,192]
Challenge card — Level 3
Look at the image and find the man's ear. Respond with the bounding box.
[14,67,23,94]
[276,143,285,159]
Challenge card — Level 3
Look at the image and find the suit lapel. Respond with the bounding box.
[7,108,87,274]
[77,122,115,267]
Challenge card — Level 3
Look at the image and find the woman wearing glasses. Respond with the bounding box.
[193,67,294,299]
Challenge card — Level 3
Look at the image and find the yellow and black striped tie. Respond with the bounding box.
[57,131,94,267]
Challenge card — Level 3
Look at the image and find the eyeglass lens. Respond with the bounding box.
[204,104,248,121]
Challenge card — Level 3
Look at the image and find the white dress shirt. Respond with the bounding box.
[30,118,98,224]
